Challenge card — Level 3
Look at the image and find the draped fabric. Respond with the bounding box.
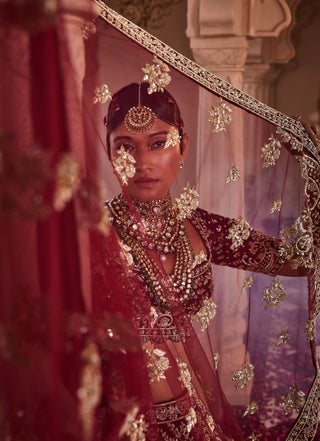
[1,1,320,441]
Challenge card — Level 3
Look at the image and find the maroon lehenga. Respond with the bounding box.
[1,2,320,441]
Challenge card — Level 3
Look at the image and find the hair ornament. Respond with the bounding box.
[124,84,156,134]
[142,55,171,94]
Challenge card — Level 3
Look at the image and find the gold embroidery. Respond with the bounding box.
[278,240,294,262]
[276,330,290,346]
[276,127,303,152]
[280,383,305,415]
[174,183,199,220]
[142,55,171,94]
[227,217,251,250]
[164,128,180,149]
[118,239,134,266]
[145,344,171,383]
[193,298,217,331]
[81,19,97,39]
[92,84,112,104]
[232,362,254,389]
[280,216,314,269]
[262,278,286,309]
[261,134,281,168]
[248,434,259,441]
[208,99,232,134]
[213,353,220,370]
[226,166,240,183]
[53,153,80,212]
[206,414,215,432]
[304,319,316,342]
[192,250,207,269]
[185,407,197,433]
[78,342,102,441]
[112,145,136,185]
[270,198,282,214]
[177,359,193,396]
[243,401,259,417]
[241,276,253,293]
[119,406,148,441]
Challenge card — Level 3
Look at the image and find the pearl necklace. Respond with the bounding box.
[107,193,194,310]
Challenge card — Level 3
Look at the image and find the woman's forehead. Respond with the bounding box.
[109,118,176,140]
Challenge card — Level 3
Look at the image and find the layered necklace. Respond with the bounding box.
[107,193,194,311]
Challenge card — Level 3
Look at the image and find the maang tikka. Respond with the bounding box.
[124,83,156,134]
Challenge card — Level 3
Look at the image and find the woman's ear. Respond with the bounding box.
[181,133,189,160]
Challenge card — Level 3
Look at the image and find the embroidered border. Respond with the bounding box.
[96,0,319,161]
[285,372,320,441]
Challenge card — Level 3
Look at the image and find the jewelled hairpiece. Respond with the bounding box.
[124,83,156,134]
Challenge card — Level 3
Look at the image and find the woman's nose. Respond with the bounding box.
[135,149,153,171]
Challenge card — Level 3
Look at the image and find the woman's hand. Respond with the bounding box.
[294,115,319,147]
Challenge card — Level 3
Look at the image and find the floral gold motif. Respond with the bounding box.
[119,406,148,441]
[270,198,282,214]
[243,401,259,417]
[193,298,217,331]
[142,55,171,94]
[248,434,259,441]
[232,362,254,389]
[112,145,136,185]
[192,250,207,269]
[262,278,286,309]
[177,359,193,396]
[280,216,314,269]
[276,330,290,346]
[174,183,199,220]
[227,217,251,250]
[145,344,171,383]
[185,407,197,433]
[226,166,240,183]
[280,383,305,415]
[261,134,281,168]
[208,99,232,134]
[54,153,80,212]
[164,128,180,149]
[92,84,112,104]
[241,276,253,293]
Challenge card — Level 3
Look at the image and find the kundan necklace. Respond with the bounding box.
[107,193,194,310]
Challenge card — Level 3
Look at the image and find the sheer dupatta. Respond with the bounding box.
[1,1,319,441]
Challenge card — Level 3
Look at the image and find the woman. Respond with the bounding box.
[98,81,316,441]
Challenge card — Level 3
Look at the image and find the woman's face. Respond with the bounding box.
[109,118,188,201]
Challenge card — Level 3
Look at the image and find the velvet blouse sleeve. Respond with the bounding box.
[195,208,285,276]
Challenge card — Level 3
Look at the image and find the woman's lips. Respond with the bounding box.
[134,177,159,188]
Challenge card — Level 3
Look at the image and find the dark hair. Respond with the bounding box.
[105,82,184,155]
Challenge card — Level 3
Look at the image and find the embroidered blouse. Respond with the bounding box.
[134,208,285,343]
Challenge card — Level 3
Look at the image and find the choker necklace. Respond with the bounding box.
[107,193,194,310]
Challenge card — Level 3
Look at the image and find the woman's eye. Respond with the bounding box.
[149,140,166,150]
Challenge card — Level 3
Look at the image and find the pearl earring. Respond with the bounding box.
[179,160,184,169]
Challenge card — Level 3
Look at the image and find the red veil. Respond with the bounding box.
[1,1,319,441]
